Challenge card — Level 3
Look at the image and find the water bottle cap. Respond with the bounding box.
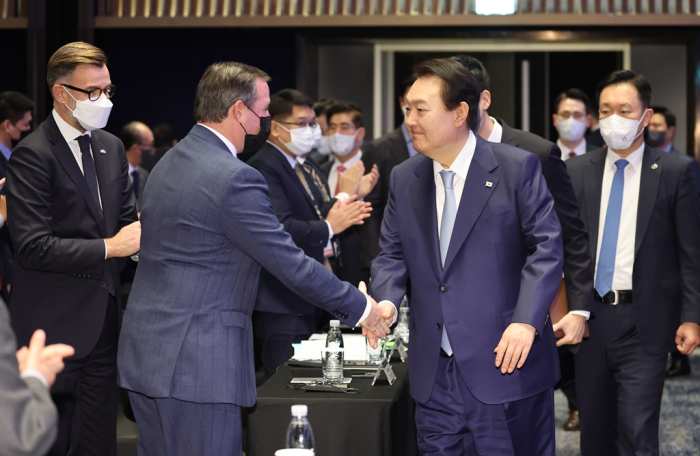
[329,320,340,328]
[291,404,308,417]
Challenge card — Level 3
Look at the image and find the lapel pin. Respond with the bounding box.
[485,181,493,188]
[99,149,106,154]
[651,163,658,170]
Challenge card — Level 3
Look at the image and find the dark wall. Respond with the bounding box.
[96,28,298,140]
[0,30,28,93]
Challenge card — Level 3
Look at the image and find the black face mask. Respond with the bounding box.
[241,104,271,155]
[646,129,667,149]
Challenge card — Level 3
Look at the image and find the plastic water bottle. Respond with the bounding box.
[396,301,410,344]
[286,405,315,449]
[324,320,344,384]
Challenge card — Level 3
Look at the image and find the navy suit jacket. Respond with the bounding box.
[247,142,336,315]
[567,146,700,354]
[371,135,563,405]
[117,126,366,407]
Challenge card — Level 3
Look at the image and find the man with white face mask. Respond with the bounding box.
[566,70,700,456]
[552,89,599,160]
[247,90,374,377]
[5,41,140,455]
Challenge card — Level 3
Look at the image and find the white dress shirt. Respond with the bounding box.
[198,124,238,157]
[559,139,587,161]
[594,144,645,291]
[52,109,108,258]
[433,132,476,231]
[328,150,363,199]
[486,116,503,143]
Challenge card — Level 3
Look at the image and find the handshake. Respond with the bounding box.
[357,281,396,349]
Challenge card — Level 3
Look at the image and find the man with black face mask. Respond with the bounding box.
[118,62,394,455]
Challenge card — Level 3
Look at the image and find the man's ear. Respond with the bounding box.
[481,90,492,111]
[641,108,654,129]
[52,85,67,105]
[270,120,283,139]
[585,114,592,128]
[2,120,11,134]
[552,114,558,128]
[668,125,676,139]
[356,127,366,143]
[231,100,246,124]
[454,101,469,128]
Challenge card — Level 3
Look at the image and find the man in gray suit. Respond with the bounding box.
[120,121,151,213]
[117,62,394,455]
[1,300,74,456]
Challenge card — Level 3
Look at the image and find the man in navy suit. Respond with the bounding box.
[118,62,393,456]
[369,58,563,455]
[567,71,700,456]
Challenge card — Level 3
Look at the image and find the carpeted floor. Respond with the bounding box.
[554,352,700,456]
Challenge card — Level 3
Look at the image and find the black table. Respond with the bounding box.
[246,360,418,456]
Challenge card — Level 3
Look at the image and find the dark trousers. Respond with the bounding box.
[49,296,118,456]
[415,351,555,456]
[129,391,242,456]
[253,311,318,378]
[555,345,577,411]
[576,302,667,456]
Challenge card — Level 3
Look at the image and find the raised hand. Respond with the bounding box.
[337,161,364,196]
[325,199,372,234]
[494,323,536,374]
[357,165,380,199]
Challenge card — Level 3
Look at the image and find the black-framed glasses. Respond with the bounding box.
[277,120,318,129]
[61,83,117,101]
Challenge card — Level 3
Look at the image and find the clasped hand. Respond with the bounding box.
[357,281,395,348]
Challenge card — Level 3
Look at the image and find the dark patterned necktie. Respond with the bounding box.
[76,135,101,211]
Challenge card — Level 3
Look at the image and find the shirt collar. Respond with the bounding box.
[606,142,645,172]
[557,139,587,156]
[197,124,238,157]
[52,108,90,143]
[332,150,363,171]
[432,131,476,182]
[401,123,412,144]
[0,142,12,161]
[267,140,298,169]
[128,163,137,176]
[662,143,673,153]
[486,116,502,143]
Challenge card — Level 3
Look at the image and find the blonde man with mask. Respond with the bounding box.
[552,88,599,160]
[5,42,140,455]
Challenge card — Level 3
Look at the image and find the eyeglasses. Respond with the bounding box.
[557,111,587,121]
[61,83,117,101]
[277,120,318,129]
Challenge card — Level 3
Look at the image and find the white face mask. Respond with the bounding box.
[278,124,315,156]
[64,88,113,131]
[316,136,332,156]
[599,114,645,151]
[329,132,358,157]
[556,118,587,142]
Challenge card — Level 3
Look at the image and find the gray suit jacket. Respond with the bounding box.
[117,125,367,407]
[0,301,57,456]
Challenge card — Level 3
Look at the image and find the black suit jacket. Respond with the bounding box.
[319,160,370,287]
[567,147,700,354]
[361,126,411,263]
[247,142,336,315]
[496,119,594,313]
[6,114,138,359]
[586,128,605,148]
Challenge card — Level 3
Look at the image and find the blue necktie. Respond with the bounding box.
[595,159,629,297]
[439,170,456,355]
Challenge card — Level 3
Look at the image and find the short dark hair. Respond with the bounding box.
[269,89,315,120]
[451,55,490,91]
[326,103,363,129]
[120,122,149,150]
[414,58,480,130]
[153,122,177,148]
[650,105,676,128]
[313,98,339,118]
[554,88,591,115]
[597,70,651,110]
[0,91,35,124]
[193,62,271,124]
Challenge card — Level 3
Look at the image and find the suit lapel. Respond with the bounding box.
[409,157,442,280]
[91,132,111,234]
[46,116,106,234]
[583,151,606,263]
[442,137,498,273]
[635,147,662,255]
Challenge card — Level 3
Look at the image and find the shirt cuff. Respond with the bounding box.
[355,296,373,327]
[569,310,590,320]
[20,369,49,389]
[335,192,350,202]
[325,220,335,238]
[103,240,108,260]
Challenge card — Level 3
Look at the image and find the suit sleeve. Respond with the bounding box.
[0,304,58,456]
[220,166,367,324]
[252,161,330,247]
[6,144,106,274]
[512,153,565,329]
[675,162,700,325]
[543,144,594,312]
[368,167,408,312]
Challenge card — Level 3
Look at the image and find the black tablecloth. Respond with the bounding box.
[246,360,418,456]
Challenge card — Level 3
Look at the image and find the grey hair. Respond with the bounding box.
[193,62,271,124]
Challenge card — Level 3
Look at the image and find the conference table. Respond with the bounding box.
[246,358,418,456]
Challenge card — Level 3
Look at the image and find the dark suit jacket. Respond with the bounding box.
[320,160,370,287]
[371,135,563,405]
[567,147,700,354]
[497,119,594,313]
[133,165,149,212]
[117,125,366,408]
[362,126,411,263]
[246,142,337,316]
[6,114,138,360]
[668,146,700,197]
[586,128,605,148]
[0,300,58,456]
